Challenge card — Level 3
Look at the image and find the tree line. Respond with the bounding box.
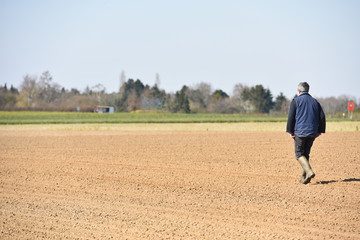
[0,71,358,114]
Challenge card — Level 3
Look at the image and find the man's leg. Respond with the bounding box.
[302,137,316,183]
[294,136,315,184]
[297,156,315,184]
[294,136,306,182]
[303,137,315,160]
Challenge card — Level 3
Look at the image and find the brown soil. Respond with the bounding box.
[1,130,359,239]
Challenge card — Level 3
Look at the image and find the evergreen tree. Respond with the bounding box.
[10,85,19,95]
[117,78,146,111]
[242,85,274,113]
[273,92,287,112]
[212,89,229,100]
[175,86,190,113]
[134,79,145,97]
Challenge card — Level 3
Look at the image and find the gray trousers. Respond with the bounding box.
[294,136,315,160]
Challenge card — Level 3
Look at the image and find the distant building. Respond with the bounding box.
[94,106,114,113]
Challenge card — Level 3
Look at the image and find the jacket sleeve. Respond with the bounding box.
[318,103,326,133]
[286,99,296,133]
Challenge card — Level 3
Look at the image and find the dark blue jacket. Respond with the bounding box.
[286,92,326,137]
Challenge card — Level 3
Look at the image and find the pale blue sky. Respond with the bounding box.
[1,0,359,99]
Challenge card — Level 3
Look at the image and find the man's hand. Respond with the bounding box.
[289,133,295,140]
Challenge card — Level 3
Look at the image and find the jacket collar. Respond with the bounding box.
[299,92,310,97]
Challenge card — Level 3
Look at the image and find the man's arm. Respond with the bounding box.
[286,99,296,138]
[318,102,326,134]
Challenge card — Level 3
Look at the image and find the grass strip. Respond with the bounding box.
[0,111,287,125]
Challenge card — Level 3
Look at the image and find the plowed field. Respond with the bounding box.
[1,126,359,239]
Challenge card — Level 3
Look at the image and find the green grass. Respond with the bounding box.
[0,111,358,125]
[0,111,288,125]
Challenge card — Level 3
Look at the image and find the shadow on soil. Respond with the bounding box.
[316,178,360,185]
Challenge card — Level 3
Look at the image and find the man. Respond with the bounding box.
[286,82,326,184]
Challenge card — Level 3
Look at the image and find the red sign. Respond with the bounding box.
[348,102,355,111]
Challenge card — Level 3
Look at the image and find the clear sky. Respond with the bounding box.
[1,0,359,99]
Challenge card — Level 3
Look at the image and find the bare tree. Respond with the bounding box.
[39,71,52,88]
[155,73,160,87]
[127,91,140,111]
[186,82,212,112]
[119,70,126,92]
[38,71,61,103]
[92,84,106,105]
[19,74,38,108]
[232,83,253,113]
[208,89,238,113]
[317,95,355,115]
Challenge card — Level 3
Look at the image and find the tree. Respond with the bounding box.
[242,85,274,113]
[212,89,229,100]
[117,79,146,112]
[232,83,253,113]
[174,86,190,113]
[119,70,126,92]
[186,82,212,113]
[141,84,166,110]
[127,91,140,111]
[84,86,92,95]
[69,88,80,96]
[0,84,19,109]
[0,85,7,108]
[38,71,52,102]
[209,89,236,113]
[92,83,106,104]
[19,74,38,108]
[4,93,17,108]
[155,73,160,87]
[273,92,287,112]
[317,95,357,115]
[36,71,63,106]
[134,79,144,97]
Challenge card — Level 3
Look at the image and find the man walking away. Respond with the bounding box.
[287,82,326,184]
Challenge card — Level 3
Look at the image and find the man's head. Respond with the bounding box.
[297,82,309,94]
